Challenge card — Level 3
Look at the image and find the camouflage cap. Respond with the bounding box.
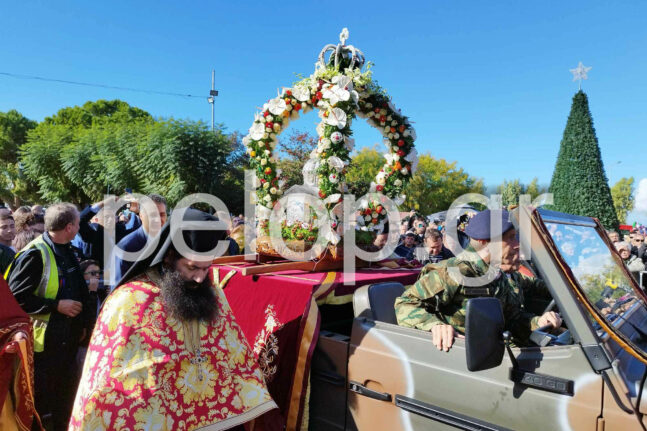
[464,209,514,240]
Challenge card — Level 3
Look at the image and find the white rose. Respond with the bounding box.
[268,98,287,115]
[270,187,277,194]
[264,194,272,202]
[293,86,310,102]
[401,167,409,175]
[391,120,397,126]
[383,126,390,133]
[249,122,265,140]
[263,182,270,189]
[364,215,372,222]
[261,159,267,166]
[327,156,345,171]
[264,150,270,156]
[376,172,386,185]
[372,212,378,219]
[394,179,403,187]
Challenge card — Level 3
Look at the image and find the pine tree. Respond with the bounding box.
[548,91,619,230]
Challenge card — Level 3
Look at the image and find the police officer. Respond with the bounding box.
[7,203,91,430]
[395,209,561,352]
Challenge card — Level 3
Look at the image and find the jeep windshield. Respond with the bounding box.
[541,210,647,362]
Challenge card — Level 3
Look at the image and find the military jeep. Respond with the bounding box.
[309,206,647,431]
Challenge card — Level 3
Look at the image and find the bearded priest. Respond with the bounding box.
[70,208,277,431]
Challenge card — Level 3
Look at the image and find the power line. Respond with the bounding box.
[0,71,206,100]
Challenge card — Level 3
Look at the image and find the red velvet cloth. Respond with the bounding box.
[214,264,420,431]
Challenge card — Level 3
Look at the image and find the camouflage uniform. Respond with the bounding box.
[395,246,551,345]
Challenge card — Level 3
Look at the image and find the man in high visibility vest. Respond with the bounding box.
[7,203,91,431]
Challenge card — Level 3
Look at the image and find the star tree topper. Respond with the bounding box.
[570,61,592,90]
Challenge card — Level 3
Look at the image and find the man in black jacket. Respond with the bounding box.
[76,198,141,267]
[8,203,91,431]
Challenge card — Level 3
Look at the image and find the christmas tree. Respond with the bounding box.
[548,90,619,230]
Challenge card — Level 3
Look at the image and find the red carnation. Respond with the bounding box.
[397,140,405,147]
[319,190,326,199]
[376,185,384,191]
[397,149,405,156]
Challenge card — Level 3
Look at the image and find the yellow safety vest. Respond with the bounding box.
[4,236,59,352]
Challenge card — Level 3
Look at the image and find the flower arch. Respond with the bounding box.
[244,29,418,246]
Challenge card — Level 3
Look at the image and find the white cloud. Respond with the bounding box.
[635,178,647,213]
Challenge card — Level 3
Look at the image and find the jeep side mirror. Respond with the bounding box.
[465,298,505,371]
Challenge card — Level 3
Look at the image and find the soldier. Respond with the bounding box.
[395,209,561,352]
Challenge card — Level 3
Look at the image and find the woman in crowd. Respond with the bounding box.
[615,241,645,281]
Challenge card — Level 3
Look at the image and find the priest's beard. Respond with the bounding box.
[159,268,218,322]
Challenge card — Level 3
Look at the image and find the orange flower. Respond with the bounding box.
[394,161,402,171]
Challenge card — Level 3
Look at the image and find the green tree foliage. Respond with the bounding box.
[0,110,39,207]
[138,120,233,206]
[21,100,242,208]
[549,91,619,229]
[217,132,247,216]
[276,130,317,190]
[495,177,548,207]
[403,154,484,215]
[497,179,524,207]
[610,177,635,225]
[525,177,548,201]
[43,99,151,127]
[346,146,384,197]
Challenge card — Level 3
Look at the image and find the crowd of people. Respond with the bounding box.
[607,229,647,281]
[0,197,255,430]
[1,196,645,430]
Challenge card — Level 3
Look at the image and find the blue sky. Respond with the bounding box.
[1,1,646,222]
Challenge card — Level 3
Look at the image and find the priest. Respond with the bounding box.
[70,208,277,430]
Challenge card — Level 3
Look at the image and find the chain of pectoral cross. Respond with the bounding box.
[184,321,207,381]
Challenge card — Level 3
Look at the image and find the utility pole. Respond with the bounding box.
[208,69,218,131]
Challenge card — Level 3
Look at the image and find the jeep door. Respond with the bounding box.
[347,316,602,431]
